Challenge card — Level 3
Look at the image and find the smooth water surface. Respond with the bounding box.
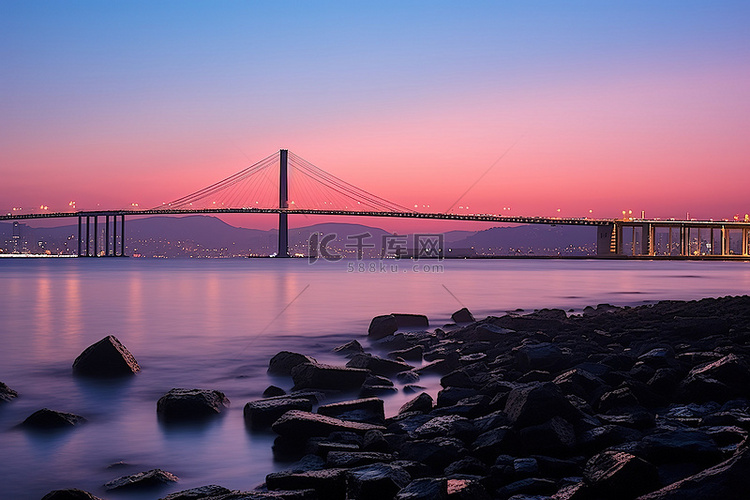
[1,258,750,499]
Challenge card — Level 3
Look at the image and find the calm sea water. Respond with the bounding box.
[1,258,750,499]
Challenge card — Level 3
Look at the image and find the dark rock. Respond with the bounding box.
[0,381,18,402]
[327,451,393,467]
[579,424,643,451]
[346,463,411,500]
[400,437,467,470]
[72,335,140,377]
[472,410,511,434]
[157,388,229,422]
[391,460,432,480]
[446,478,491,499]
[444,456,489,476]
[21,408,86,430]
[495,477,557,498]
[679,354,750,403]
[414,415,477,442]
[504,382,577,428]
[392,313,429,328]
[347,353,414,376]
[516,370,552,383]
[597,387,640,412]
[582,451,659,499]
[471,426,515,461]
[362,429,390,452]
[397,370,421,384]
[268,351,317,376]
[263,385,287,397]
[389,345,424,362]
[158,485,231,499]
[333,339,364,355]
[291,362,368,391]
[514,342,566,372]
[360,384,399,397]
[451,307,476,324]
[305,440,359,457]
[404,384,427,394]
[441,370,476,389]
[554,368,607,403]
[279,455,327,474]
[400,392,434,414]
[365,373,395,387]
[41,490,103,500]
[244,397,314,429]
[518,416,576,455]
[266,468,348,500]
[369,315,398,340]
[242,491,317,499]
[438,387,479,408]
[271,410,385,438]
[104,469,179,491]
[387,413,434,435]
[642,429,721,464]
[396,477,448,499]
[318,397,385,425]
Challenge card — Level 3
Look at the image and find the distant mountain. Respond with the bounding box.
[453,225,597,255]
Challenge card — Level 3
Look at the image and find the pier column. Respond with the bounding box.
[105,215,110,256]
[77,216,82,256]
[641,224,653,256]
[120,215,126,256]
[277,149,290,258]
[743,228,749,256]
[721,226,728,255]
[94,216,98,256]
[596,224,615,255]
[85,216,91,257]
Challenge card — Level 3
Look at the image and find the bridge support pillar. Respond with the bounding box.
[277,149,290,258]
[77,216,82,256]
[120,214,126,257]
[105,215,110,256]
[596,224,616,255]
[641,224,654,256]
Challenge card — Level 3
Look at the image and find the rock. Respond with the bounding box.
[452,308,475,324]
[279,454,326,474]
[362,429,390,452]
[41,490,103,500]
[518,416,576,455]
[437,387,478,408]
[642,429,721,465]
[514,342,566,372]
[244,397,314,429]
[396,478,448,499]
[268,351,317,376]
[291,362,368,391]
[318,397,385,425]
[72,335,140,377]
[158,485,231,499]
[271,410,386,438]
[399,392,434,414]
[471,426,515,461]
[444,455,489,476]
[333,340,365,355]
[446,478,491,499]
[392,313,429,328]
[156,388,229,422]
[495,477,557,498]
[413,415,477,442]
[582,450,659,499]
[104,469,179,491]
[327,451,393,467]
[504,382,577,428]
[360,384,399,397]
[597,387,640,412]
[346,463,411,500]
[347,353,414,377]
[389,345,424,362]
[397,371,421,384]
[369,315,398,340]
[441,369,475,389]
[366,373,395,387]
[0,381,18,402]
[399,437,467,470]
[266,468,348,500]
[679,354,750,403]
[21,408,86,430]
[264,385,287,397]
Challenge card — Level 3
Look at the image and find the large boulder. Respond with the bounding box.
[104,469,178,491]
[269,351,318,376]
[641,429,721,465]
[391,313,429,328]
[503,382,578,427]
[318,397,385,425]
[21,408,86,430]
[346,463,411,500]
[679,354,750,402]
[272,410,386,438]
[399,393,434,415]
[72,335,140,377]
[0,381,18,403]
[369,315,398,340]
[244,397,314,429]
[266,468,349,500]
[41,489,103,500]
[451,308,475,324]
[291,363,368,391]
[583,450,659,499]
[396,478,448,500]
[156,388,229,422]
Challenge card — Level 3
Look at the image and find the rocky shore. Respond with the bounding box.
[26,295,750,499]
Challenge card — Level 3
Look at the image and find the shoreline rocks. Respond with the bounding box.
[72,335,140,377]
[156,388,229,422]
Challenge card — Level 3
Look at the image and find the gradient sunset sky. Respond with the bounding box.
[2,1,749,230]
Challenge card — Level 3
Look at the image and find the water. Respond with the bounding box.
[1,258,750,499]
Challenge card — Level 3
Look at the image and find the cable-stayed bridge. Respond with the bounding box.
[2,150,750,258]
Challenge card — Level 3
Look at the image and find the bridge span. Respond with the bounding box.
[3,149,749,258]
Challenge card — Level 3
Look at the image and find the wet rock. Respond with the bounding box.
[41,489,103,500]
[518,416,576,455]
[104,469,179,491]
[399,437,467,470]
[333,340,365,356]
[318,397,385,425]
[369,315,398,340]
[504,382,577,428]
[0,381,18,402]
[347,353,414,376]
[452,308,476,324]
[158,485,231,499]
[365,373,395,386]
[266,468,348,500]
[404,384,427,394]
[446,478,491,499]
[597,387,640,412]
[553,368,607,403]
[413,415,477,442]
[360,384,399,397]
[346,462,411,500]
[244,397,314,429]
[471,426,515,461]
[263,385,287,397]
[291,362,368,391]
[579,424,643,451]
[582,450,659,499]
[642,429,721,464]
[157,388,229,422]
[72,335,140,377]
[327,450,393,467]
[397,370,421,384]
[437,387,478,408]
[392,313,429,328]
[514,342,566,372]
[271,410,385,438]
[396,477,448,499]
[399,392,434,414]
[389,345,424,362]
[444,455,489,476]
[362,429,390,452]
[268,351,318,376]
[679,354,750,403]
[21,408,86,430]
[441,369,476,389]
[495,477,557,498]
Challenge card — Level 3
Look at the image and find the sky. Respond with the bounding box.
[2,1,749,231]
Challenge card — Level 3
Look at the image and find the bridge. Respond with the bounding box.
[3,150,750,258]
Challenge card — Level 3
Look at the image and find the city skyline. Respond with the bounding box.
[2,1,749,230]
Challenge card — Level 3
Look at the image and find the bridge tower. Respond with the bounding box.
[278,149,290,257]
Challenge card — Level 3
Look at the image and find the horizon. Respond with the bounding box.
[2,2,749,227]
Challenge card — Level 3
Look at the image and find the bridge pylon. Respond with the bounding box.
[277,149,290,258]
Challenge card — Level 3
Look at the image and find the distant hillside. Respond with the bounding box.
[454,225,596,255]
